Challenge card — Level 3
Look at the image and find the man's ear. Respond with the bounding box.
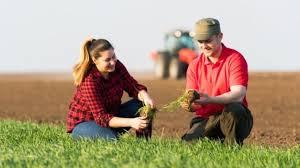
[219,33,223,41]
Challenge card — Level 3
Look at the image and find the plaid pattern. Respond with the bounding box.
[66,60,147,133]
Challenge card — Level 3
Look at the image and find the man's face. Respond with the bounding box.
[197,33,223,58]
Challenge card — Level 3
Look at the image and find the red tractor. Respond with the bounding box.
[150,30,198,79]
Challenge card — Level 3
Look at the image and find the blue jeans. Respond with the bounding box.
[72,99,142,140]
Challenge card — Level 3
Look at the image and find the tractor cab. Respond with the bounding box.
[150,29,198,79]
[165,30,196,55]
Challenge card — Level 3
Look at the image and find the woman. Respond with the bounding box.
[66,38,155,140]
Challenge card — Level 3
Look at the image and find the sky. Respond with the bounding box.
[0,0,299,73]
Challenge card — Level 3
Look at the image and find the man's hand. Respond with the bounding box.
[193,93,211,105]
[180,90,204,112]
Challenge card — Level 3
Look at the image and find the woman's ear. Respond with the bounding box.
[92,57,97,64]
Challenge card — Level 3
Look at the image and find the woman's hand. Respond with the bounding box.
[138,90,155,108]
[129,117,149,130]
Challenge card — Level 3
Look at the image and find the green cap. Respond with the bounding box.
[194,18,221,41]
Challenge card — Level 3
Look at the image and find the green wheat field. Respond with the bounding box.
[0,120,299,168]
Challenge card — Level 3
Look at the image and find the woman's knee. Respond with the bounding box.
[71,121,117,140]
[119,99,143,118]
[125,99,143,108]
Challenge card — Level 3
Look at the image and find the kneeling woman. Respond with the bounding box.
[66,38,155,140]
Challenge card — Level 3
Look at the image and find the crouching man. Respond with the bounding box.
[181,18,253,145]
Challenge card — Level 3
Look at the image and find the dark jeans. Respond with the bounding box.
[72,99,152,140]
[182,103,253,145]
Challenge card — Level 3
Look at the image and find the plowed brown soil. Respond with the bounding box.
[0,72,299,147]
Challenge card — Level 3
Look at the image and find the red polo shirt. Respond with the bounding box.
[186,44,248,118]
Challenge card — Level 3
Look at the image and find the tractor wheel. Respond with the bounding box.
[169,57,184,79]
[154,53,169,79]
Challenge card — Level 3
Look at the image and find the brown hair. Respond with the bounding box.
[72,38,114,86]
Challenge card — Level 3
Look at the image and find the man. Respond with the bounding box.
[181,18,253,145]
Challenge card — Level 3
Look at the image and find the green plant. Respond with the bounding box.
[163,89,200,112]
[137,104,157,120]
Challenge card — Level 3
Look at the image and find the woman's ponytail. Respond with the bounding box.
[72,39,94,86]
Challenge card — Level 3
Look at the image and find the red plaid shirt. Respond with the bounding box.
[66,60,147,133]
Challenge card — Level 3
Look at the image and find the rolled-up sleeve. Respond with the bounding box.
[81,77,113,127]
[117,60,147,98]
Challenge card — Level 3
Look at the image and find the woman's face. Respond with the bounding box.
[93,48,117,74]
